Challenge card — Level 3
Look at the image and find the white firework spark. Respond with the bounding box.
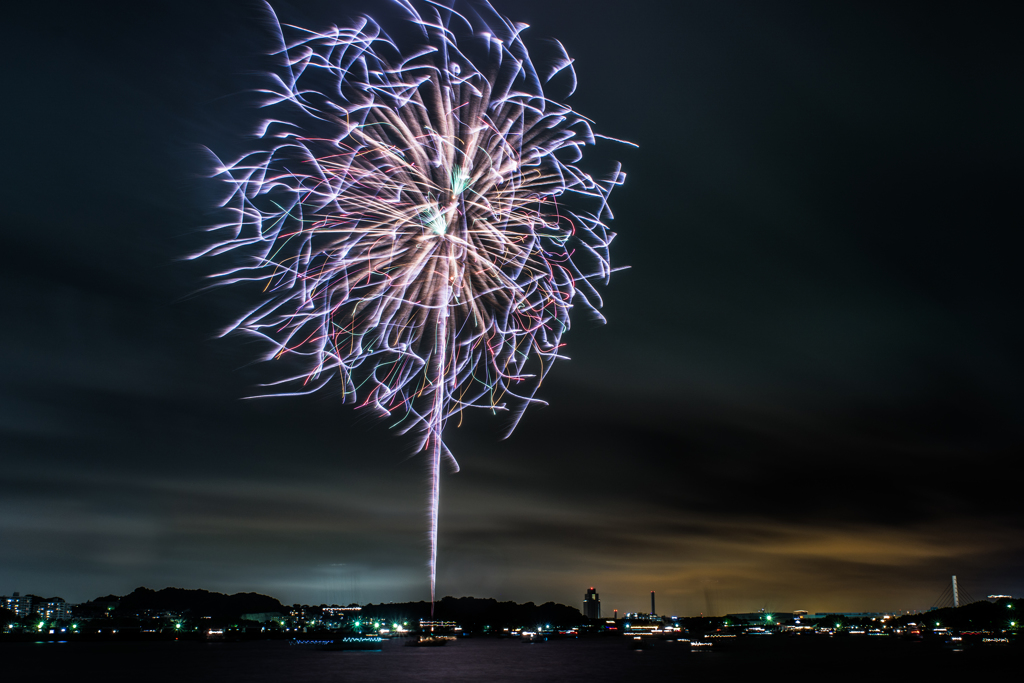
[194,0,628,609]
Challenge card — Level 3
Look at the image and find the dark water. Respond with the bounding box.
[5,636,1015,681]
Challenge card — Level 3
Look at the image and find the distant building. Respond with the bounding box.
[622,612,660,624]
[725,610,894,624]
[2,593,32,617]
[322,606,362,615]
[584,587,601,619]
[1,593,69,621]
[36,598,70,621]
[807,612,893,620]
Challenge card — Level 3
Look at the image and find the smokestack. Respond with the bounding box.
[613,609,618,620]
[651,590,656,615]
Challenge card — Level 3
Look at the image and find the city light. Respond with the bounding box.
[2,582,1015,651]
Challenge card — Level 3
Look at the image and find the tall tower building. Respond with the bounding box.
[584,587,601,619]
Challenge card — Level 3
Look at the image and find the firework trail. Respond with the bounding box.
[194,0,628,610]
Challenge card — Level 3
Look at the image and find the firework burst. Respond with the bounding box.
[195,0,628,607]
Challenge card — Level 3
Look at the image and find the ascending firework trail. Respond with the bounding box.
[194,0,629,612]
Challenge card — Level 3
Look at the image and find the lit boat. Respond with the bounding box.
[406,635,454,646]
[628,636,652,650]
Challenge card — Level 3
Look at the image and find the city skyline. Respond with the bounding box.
[0,575,1006,619]
[2,0,1022,615]
[3,579,1005,622]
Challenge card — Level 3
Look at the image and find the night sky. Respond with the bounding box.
[2,0,1022,616]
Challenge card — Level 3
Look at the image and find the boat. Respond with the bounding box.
[406,635,454,646]
[689,640,713,652]
[628,636,652,650]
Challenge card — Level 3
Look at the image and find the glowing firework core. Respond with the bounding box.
[197,0,627,610]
